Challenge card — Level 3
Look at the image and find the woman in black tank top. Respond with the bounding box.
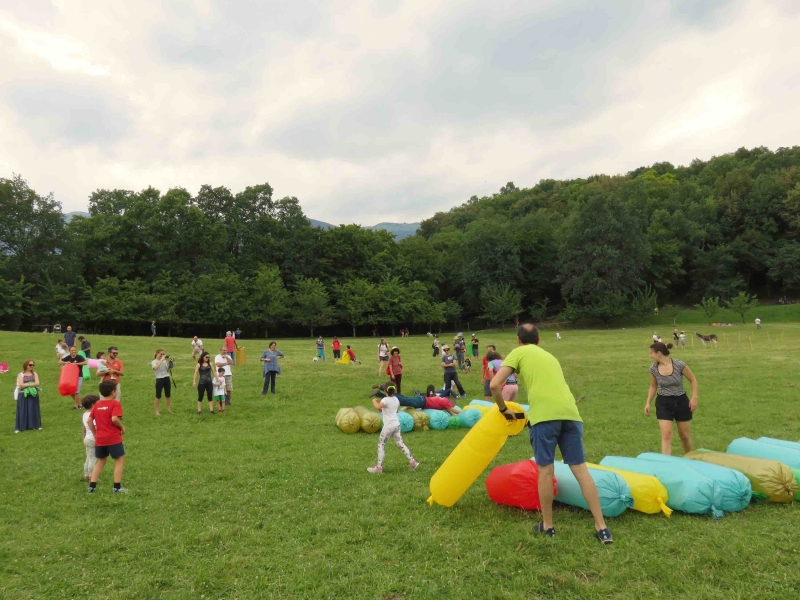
[193,353,215,414]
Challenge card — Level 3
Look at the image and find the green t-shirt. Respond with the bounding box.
[501,344,581,425]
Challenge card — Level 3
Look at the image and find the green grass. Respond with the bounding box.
[1,324,799,599]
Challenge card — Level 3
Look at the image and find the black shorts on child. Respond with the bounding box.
[95,443,125,459]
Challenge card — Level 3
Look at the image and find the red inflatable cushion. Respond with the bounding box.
[485,460,557,510]
[58,363,80,397]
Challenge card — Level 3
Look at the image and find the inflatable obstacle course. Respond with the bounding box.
[353,406,382,434]
[551,460,634,517]
[590,463,672,516]
[335,408,361,434]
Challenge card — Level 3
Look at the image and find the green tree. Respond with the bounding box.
[480,284,523,329]
[336,278,378,337]
[629,285,658,323]
[0,275,31,326]
[529,298,549,323]
[724,292,759,324]
[292,278,332,337]
[661,304,682,327]
[248,266,290,338]
[694,297,720,323]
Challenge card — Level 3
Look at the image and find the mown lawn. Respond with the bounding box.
[1,321,799,599]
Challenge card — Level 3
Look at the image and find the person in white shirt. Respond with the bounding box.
[213,367,227,413]
[679,331,686,349]
[556,331,562,341]
[755,318,762,330]
[152,349,172,416]
[377,338,389,376]
[55,340,69,362]
[215,346,233,406]
[367,385,419,474]
[81,394,100,481]
[191,336,204,359]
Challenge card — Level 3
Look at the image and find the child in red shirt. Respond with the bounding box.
[346,345,361,364]
[87,380,127,494]
[423,385,462,415]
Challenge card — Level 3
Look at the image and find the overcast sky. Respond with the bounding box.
[2,1,799,225]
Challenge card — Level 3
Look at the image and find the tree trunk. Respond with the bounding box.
[310,327,314,337]
[391,325,395,336]
[352,324,357,337]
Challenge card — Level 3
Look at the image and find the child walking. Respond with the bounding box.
[213,368,227,413]
[81,394,99,481]
[87,380,127,494]
[368,385,419,474]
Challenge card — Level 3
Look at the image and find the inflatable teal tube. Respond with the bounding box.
[423,409,449,430]
[551,460,633,517]
[469,399,530,412]
[457,408,482,428]
[600,456,724,519]
[397,411,414,433]
[637,453,751,512]
[756,437,800,452]
[727,438,800,470]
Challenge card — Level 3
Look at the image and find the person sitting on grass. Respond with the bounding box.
[367,385,419,474]
[213,367,228,414]
[87,380,127,494]
[490,323,613,545]
[346,345,361,364]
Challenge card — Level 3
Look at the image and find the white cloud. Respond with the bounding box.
[0,0,799,225]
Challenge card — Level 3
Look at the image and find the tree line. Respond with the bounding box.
[1,145,798,336]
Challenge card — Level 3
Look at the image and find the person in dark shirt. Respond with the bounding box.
[64,326,77,349]
[78,336,91,358]
[60,346,88,410]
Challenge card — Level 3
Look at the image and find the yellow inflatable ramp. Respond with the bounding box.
[590,463,672,517]
[427,402,527,507]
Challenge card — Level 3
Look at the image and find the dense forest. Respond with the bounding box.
[1,145,799,336]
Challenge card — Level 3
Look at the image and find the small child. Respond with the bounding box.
[87,380,126,494]
[213,367,227,413]
[346,345,361,365]
[367,385,419,474]
[94,351,109,376]
[556,331,562,341]
[679,331,686,349]
[463,356,472,373]
[81,394,100,481]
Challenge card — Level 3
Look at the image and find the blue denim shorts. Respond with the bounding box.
[531,420,585,466]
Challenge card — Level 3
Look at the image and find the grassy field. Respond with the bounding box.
[1,322,800,599]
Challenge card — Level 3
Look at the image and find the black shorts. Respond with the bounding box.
[655,394,692,422]
[155,377,171,399]
[95,443,125,459]
[379,356,388,362]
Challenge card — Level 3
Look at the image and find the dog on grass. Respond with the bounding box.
[695,332,718,347]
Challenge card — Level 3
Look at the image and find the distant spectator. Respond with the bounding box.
[377,338,389,375]
[260,342,285,395]
[432,335,440,358]
[55,339,69,362]
[152,349,172,416]
[64,326,76,349]
[224,331,238,365]
[215,345,234,406]
[191,336,203,359]
[332,336,342,360]
[15,359,41,433]
[101,346,125,401]
[60,346,88,410]
[388,347,403,394]
[346,345,361,364]
[151,321,157,337]
[316,335,326,361]
[235,328,242,340]
[78,336,91,358]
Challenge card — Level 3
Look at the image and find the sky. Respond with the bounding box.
[2,0,800,225]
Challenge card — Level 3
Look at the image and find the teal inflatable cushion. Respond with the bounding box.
[397,411,414,433]
[600,456,724,519]
[469,399,530,412]
[423,409,449,430]
[756,437,800,453]
[550,460,632,517]
[457,408,482,428]
[728,438,800,470]
[637,452,751,512]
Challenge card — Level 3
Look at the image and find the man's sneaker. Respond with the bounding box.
[87,487,95,494]
[409,460,420,471]
[532,521,555,538]
[112,487,128,494]
[366,466,383,474]
[595,528,613,545]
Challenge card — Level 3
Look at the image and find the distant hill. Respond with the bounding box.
[64,211,89,222]
[307,219,419,240]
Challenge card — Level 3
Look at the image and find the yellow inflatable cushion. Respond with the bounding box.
[590,463,672,517]
[335,408,361,434]
[353,406,381,434]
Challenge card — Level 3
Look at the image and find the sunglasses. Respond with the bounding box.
[28,363,35,367]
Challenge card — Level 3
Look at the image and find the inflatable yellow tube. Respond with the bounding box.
[427,402,527,507]
[353,406,381,434]
[590,463,672,517]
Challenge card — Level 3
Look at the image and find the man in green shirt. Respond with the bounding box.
[490,323,612,545]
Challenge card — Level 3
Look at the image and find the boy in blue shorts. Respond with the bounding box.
[87,380,127,494]
[490,323,612,544]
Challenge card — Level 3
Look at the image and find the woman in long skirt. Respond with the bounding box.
[15,359,42,433]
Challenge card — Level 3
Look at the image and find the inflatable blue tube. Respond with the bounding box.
[551,460,633,517]
[397,411,414,433]
[600,456,724,519]
[457,408,482,428]
[423,409,450,430]
[727,438,800,470]
[756,437,800,453]
[469,399,530,412]
[637,452,751,512]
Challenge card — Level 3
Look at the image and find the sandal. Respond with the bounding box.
[532,520,555,538]
[595,528,613,545]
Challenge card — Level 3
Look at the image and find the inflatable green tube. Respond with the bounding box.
[447,415,460,429]
[335,408,361,434]
[551,460,633,517]
[686,450,797,503]
[353,406,382,434]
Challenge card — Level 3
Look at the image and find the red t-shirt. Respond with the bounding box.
[102,359,123,382]
[224,336,236,352]
[388,354,403,375]
[332,340,341,350]
[89,399,123,446]
[425,396,453,410]
[346,348,355,359]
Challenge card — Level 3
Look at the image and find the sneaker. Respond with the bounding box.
[87,487,96,494]
[113,487,128,494]
[409,460,420,471]
[210,411,215,415]
[14,430,19,434]
[532,521,555,538]
[367,466,383,474]
[595,528,613,545]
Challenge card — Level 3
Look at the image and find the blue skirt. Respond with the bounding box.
[15,392,42,431]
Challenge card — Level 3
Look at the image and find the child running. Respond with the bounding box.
[367,385,419,474]
[213,367,227,413]
[81,394,100,481]
[87,381,126,494]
